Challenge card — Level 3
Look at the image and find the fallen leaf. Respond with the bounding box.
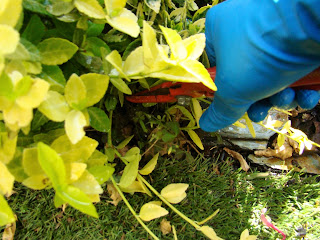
[254,137,293,160]
[160,183,189,204]
[224,148,250,172]
[2,221,16,240]
[107,183,122,206]
[160,219,172,235]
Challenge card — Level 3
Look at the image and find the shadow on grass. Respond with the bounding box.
[1,149,320,240]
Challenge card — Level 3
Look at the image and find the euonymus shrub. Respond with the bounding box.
[1,0,260,239]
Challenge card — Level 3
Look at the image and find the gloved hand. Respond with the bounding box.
[199,0,320,132]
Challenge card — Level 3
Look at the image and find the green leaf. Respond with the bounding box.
[37,142,66,189]
[38,91,70,122]
[40,65,66,93]
[65,74,87,110]
[87,107,111,133]
[80,73,109,107]
[46,0,74,16]
[23,0,51,16]
[161,121,180,142]
[119,157,139,188]
[22,14,45,44]
[168,105,195,126]
[104,95,118,112]
[5,42,30,61]
[51,135,98,163]
[74,0,105,19]
[57,185,98,218]
[110,77,132,95]
[0,195,15,226]
[0,161,15,195]
[116,135,134,149]
[187,130,204,150]
[139,153,159,175]
[6,148,28,182]
[88,165,115,184]
[38,38,78,65]
[85,37,111,57]
[87,22,105,37]
[21,38,41,62]
[104,147,115,162]
[31,110,49,131]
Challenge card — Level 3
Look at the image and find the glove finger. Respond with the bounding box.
[205,7,218,66]
[247,99,273,122]
[269,88,295,109]
[199,95,251,132]
[296,89,320,109]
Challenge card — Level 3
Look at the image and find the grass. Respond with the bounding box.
[1,149,320,240]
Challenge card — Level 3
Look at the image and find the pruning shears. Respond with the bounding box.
[126,67,320,104]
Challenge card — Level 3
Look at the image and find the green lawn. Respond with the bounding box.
[2,150,320,240]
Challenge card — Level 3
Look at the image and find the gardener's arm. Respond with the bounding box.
[199,0,320,132]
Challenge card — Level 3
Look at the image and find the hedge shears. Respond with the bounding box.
[126,67,320,104]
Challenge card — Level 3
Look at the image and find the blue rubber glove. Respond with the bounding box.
[199,0,320,132]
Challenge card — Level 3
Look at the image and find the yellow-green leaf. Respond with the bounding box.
[242,113,256,138]
[72,170,103,195]
[122,147,141,162]
[106,50,130,81]
[0,25,19,55]
[38,38,78,65]
[80,73,109,107]
[179,59,216,91]
[187,129,204,150]
[123,46,145,77]
[0,195,15,226]
[119,157,139,188]
[106,8,140,38]
[51,134,98,163]
[160,183,188,204]
[159,25,187,60]
[74,0,105,19]
[46,0,74,16]
[0,0,22,27]
[38,91,70,122]
[119,180,145,194]
[0,161,14,195]
[104,0,126,16]
[65,74,87,110]
[110,77,132,95]
[0,132,17,164]
[65,163,87,183]
[183,33,205,60]
[22,174,50,190]
[192,98,202,126]
[22,148,44,176]
[198,226,223,240]
[65,110,87,144]
[116,135,134,149]
[37,142,66,189]
[240,229,257,240]
[86,150,108,168]
[139,201,168,221]
[3,102,33,129]
[277,134,286,148]
[16,79,50,109]
[139,153,159,175]
[57,185,98,218]
[88,165,114,184]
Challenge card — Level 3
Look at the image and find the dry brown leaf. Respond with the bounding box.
[160,219,172,235]
[224,147,250,172]
[107,183,122,206]
[2,222,16,240]
[255,138,293,160]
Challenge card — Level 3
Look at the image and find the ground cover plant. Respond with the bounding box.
[1,0,320,239]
